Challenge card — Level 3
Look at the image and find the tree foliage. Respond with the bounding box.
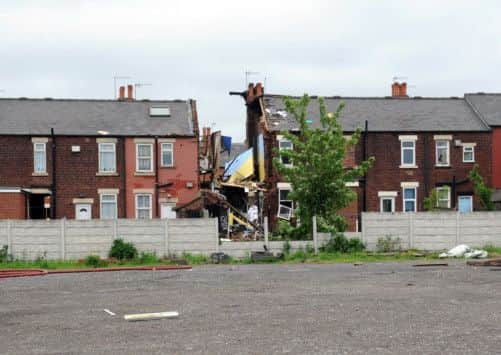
[273,95,374,234]
[469,164,495,211]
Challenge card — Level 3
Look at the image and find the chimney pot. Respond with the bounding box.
[400,82,407,97]
[255,82,263,97]
[127,84,134,101]
[391,81,407,97]
[246,83,255,104]
[119,86,125,100]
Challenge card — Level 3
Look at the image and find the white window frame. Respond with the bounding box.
[399,136,417,168]
[136,143,153,172]
[435,140,450,166]
[380,197,395,213]
[463,145,475,163]
[402,186,417,213]
[278,183,293,220]
[436,186,451,209]
[161,142,174,167]
[100,193,118,219]
[135,194,152,219]
[277,135,293,167]
[98,142,116,173]
[33,142,47,173]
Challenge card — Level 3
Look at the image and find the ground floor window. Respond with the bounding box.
[100,194,117,219]
[403,187,417,212]
[380,197,395,213]
[278,187,293,220]
[436,186,451,209]
[160,203,177,219]
[136,194,152,219]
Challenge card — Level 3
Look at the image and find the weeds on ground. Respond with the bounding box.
[182,252,209,265]
[376,235,402,253]
[84,255,108,268]
[482,244,501,256]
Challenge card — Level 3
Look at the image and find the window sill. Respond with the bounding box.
[160,165,176,169]
[135,172,155,176]
[435,165,451,168]
[399,165,418,169]
[32,172,48,176]
[96,172,119,176]
[463,161,475,164]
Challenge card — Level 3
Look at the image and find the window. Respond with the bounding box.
[401,140,415,166]
[463,146,475,163]
[161,143,174,167]
[436,140,450,166]
[136,144,153,172]
[403,187,417,212]
[278,187,293,220]
[380,197,395,213]
[135,194,152,219]
[278,137,293,166]
[34,142,46,173]
[99,143,116,173]
[100,194,117,219]
[436,186,451,209]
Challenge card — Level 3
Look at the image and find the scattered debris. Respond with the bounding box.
[353,263,364,266]
[466,258,501,267]
[210,252,230,264]
[124,311,179,322]
[104,309,116,316]
[438,245,488,259]
[407,282,415,286]
[413,263,448,267]
[251,251,276,262]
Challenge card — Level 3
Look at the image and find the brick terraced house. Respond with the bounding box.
[0,86,199,220]
[237,82,493,231]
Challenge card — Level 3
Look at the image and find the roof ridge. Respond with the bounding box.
[263,94,466,101]
[0,97,188,103]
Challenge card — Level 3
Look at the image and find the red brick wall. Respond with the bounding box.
[0,136,52,188]
[55,137,124,219]
[365,132,491,212]
[492,128,501,188]
[0,192,26,219]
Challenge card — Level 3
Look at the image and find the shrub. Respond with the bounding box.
[323,234,365,253]
[277,220,311,240]
[84,255,107,268]
[138,251,158,264]
[0,245,8,262]
[376,235,402,253]
[282,240,291,256]
[109,238,138,260]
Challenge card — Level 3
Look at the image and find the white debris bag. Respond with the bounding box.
[439,244,488,259]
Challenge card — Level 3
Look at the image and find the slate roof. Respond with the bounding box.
[262,95,489,132]
[465,94,501,126]
[0,98,196,136]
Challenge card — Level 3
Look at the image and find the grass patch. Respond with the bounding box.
[182,253,209,265]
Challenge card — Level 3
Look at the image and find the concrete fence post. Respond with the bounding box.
[7,220,12,255]
[60,218,66,260]
[455,212,460,245]
[113,219,118,240]
[312,216,318,254]
[408,213,414,249]
[214,218,220,253]
[164,219,169,257]
[361,213,366,244]
[264,217,269,249]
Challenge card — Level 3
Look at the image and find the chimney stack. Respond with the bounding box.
[391,81,408,98]
[127,84,134,101]
[255,82,263,97]
[118,86,125,101]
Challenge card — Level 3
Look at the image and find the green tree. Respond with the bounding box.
[469,164,495,211]
[274,95,374,235]
[423,188,439,211]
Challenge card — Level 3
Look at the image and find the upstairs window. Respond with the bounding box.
[463,146,475,163]
[33,142,47,173]
[278,136,293,166]
[436,140,450,166]
[401,140,415,166]
[99,143,116,173]
[278,186,293,220]
[161,143,174,167]
[136,144,153,172]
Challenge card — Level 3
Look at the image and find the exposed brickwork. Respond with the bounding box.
[0,192,26,219]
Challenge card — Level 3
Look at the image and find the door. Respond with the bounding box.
[458,196,473,213]
[75,204,92,220]
[161,203,176,219]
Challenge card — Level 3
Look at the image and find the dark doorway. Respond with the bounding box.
[29,194,50,219]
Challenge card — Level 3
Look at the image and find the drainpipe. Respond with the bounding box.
[452,175,457,209]
[51,128,56,219]
[121,138,126,218]
[361,120,368,229]
[154,136,159,218]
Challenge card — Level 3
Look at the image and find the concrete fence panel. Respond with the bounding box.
[10,220,61,260]
[65,220,114,259]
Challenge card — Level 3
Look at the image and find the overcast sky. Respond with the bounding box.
[1,0,501,141]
